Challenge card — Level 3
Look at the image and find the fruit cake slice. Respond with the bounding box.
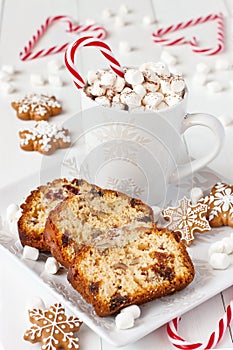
[18,178,94,251]
[44,183,154,267]
[67,225,195,316]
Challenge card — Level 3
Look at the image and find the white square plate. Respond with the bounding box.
[0,166,233,347]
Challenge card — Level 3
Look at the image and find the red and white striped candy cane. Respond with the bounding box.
[20,15,107,61]
[152,13,224,56]
[64,36,124,89]
[190,13,224,56]
[167,300,233,349]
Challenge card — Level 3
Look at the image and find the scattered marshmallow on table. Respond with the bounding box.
[1,64,15,75]
[48,74,63,87]
[0,81,15,94]
[30,74,45,86]
[206,81,223,93]
[114,16,125,27]
[160,50,177,66]
[222,237,233,255]
[209,253,230,270]
[195,62,211,74]
[45,257,60,274]
[22,245,39,261]
[6,203,21,223]
[192,73,208,86]
[119,41,131,54]
[118,4,129,15]
[142,15,154,26]
[215,58,230,71]
[47,59,63,74]
[190,187,204,205]
[0,70,11,82]
[101,8,112,19]
[26,296,46,310]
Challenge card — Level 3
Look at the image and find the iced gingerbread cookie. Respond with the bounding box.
[163,196,211,245]
[11,94,62,121]
[19,121,71,155]
[24,303,82,350]
[200,182,233,227]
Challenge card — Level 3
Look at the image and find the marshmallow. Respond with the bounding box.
[120,91,141,107]
[142,69,159,83]
[190,187,204,205]
[151,206,161,222]
[143,81,160,93]
[193,73,208,86]
[219,114,233,127]
[160,77,171,94]
[133,84,146,98]
[156,101,168,110]
[47,59,63,73]
[119,41,131,54]
[114,16,125,27]
[195,62,211,74]
[222,237,233,254]
[6,203,20,223]
[140,62,169,75]
[0,70,11,82]
[87,70,99,85]
[95,96,111,107]
[115,312,134,329]
[101,8,112,19]
[142,15,154,26]
[100,71,116,87]
[91,80,106,96]
[120,304,141,319]
[114,76,125,92]
[45,257,60,274]
[170,77,185,93]
[48,75,63,87]
[0,81,14,94]
[30,74,45,86]
[118,4,129,15]
[1,65,15,75]
[215,58,230,71]
[208,240,225,256]
[125,69,144,85]
[112,102,125,110]
[160,51,177,66]
[85,18,95,25]
[207,81,223,93]
[26,296,45,310]
[209,253,230,270]
[164,93,182,106]
[23,245,39,261]
[142,92,163,107]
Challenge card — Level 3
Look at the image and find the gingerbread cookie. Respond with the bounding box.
[11,94,62,121]
[163,196,211,245]
[19,121,71,155]
[24,303,82,350]
[200,182,233,227]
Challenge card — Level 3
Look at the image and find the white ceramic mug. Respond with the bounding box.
[43,90,224,205]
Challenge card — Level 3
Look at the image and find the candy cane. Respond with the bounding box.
[167,300,233,349]
[20,15,107,61]
[64,36,124,89]
[152,13,224,56]
[190,13,224,56]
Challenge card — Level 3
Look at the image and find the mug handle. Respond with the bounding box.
[170,112,225,182]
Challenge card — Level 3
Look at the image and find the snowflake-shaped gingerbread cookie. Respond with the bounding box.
[24,303,82,350]
[11,94,62,121]
[19,121,71,155]
[163,196,211,245]
[200,182,233,227]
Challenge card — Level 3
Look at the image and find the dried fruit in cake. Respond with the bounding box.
[162,196,211,245]
[24,303,82,350]
[19,121,71,155]
[44,183,154,268]
[18,178,93,251]
[200,182,233,227]
[67,225,195,316]
[11,93,62,121]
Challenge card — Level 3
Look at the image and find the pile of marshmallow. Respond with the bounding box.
[84,62,186,111]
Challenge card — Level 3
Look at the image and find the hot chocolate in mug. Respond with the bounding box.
[42,90,224,206]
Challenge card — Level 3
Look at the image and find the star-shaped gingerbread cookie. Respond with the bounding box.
[19,121,71,155]
[163,196,211,245]
[24,303,82,350]
[12,94,62,121]
[200,182,233,227]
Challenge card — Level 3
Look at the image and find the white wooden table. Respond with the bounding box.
[0,0,232,349]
